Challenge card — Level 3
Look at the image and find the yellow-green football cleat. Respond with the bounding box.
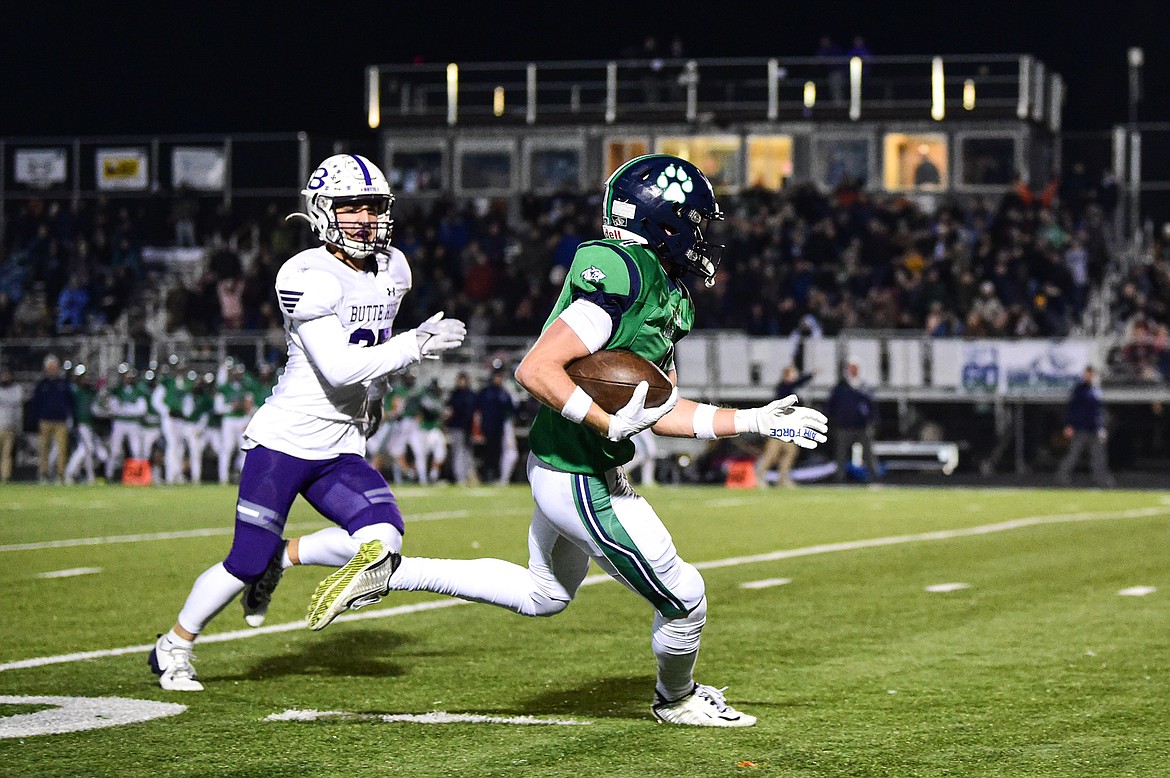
[305,540,400,631]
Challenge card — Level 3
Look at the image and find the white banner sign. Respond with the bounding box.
[960,339,1092,393]
[96,148,148,191]
[172,147,225,191]
[13,148,68,187]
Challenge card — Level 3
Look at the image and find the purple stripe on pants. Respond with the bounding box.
[222,445,404,583]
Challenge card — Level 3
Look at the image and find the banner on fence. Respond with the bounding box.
[13,148,68,188]
[96,148,148,191]
[960,339,1093,393]
[172,147,225,190]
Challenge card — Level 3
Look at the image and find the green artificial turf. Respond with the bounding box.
[0,484,1166,776]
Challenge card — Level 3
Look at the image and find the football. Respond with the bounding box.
[565,349,674,414]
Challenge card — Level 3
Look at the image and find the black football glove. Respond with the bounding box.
[363,400,383,439]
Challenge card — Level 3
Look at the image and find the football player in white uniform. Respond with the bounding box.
[150,154,465,691]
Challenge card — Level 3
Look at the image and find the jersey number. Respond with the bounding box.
[349,327,391,348]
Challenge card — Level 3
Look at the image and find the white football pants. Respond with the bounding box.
[106,420,143,480]
[389,454,707,701]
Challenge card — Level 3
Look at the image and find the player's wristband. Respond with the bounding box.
[560,386,593,424]
[692,403,719,440]
[733,408,757,435]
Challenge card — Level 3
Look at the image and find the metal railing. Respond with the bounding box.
[368,54,1058,128]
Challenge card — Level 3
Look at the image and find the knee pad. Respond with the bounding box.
[669,562,706,616]
[527,590,570,618]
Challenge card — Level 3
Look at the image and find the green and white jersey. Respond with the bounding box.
[402,386,424,422]
[182,390,214,424]
[217,380,251,418]
[139,381,161,428]
[418,386,444,431]
[529,240,694,474]
[111,382,147,422]
[73,385,97,426]
[382,382,409,422]
[161,376,188,416]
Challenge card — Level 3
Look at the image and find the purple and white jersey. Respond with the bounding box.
[243,245,412,459]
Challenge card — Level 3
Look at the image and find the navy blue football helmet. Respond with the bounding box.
[602,154,724,284]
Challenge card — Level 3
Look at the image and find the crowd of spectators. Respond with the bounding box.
[0,168,1146,375]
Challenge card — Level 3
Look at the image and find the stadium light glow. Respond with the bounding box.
[931,57,945,121]
[963,79,976,111]
[366,66,380,129]
[493,86,505,117]
[849,56,862,120]
[446,63,458,126]
[803,81,816,109]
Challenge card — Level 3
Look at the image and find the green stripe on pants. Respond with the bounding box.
[572,474,687,618]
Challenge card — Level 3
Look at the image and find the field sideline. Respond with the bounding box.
[0,484,1167,777]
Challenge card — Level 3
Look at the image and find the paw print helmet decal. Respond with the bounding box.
[602,154,725,285]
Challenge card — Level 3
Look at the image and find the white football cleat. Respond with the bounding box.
[148,634,204,692]
[241,540,287,627]
[652,684,756,727]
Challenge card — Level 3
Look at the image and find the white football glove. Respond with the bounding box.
[605,381,679,442]
[735,394,828,449]
[414,311,466,360]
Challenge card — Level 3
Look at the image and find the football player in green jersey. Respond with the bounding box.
[380,155,828,726]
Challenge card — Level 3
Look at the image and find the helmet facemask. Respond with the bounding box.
[654,202,724,286]
[316,194,394,260]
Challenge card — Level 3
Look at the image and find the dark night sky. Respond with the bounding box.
[2,1,1169,139]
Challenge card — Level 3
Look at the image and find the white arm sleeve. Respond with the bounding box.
[557,298,613,354]
[151,385,168,416]
[297,315,421,387]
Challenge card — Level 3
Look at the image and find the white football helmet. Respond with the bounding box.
[291,154,394,259]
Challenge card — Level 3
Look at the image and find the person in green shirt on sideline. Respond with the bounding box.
[158,361,191,484]
[105,365,147,482]
[366,374,410,483]
[179,372,215,484]
[139,369,164,483]
[407,378,447,484]
[215,360,253,484]
[65,364,108,484]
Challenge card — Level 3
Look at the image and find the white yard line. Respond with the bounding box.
[36,568,103,579]
[925,582,971,593]
[0,505,1165,674]
[265,709,590,726]
[0,511,471,553]
[740,578,793,589]
[1117,586,1157,596]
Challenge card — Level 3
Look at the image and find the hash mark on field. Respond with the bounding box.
[740,578,792,589]
[266,709,591,726]
[1,505,1166,674]
[36,567,102,579]
[1117,586,1157,596]
[925,582,970,593]
[703,498,752,508]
